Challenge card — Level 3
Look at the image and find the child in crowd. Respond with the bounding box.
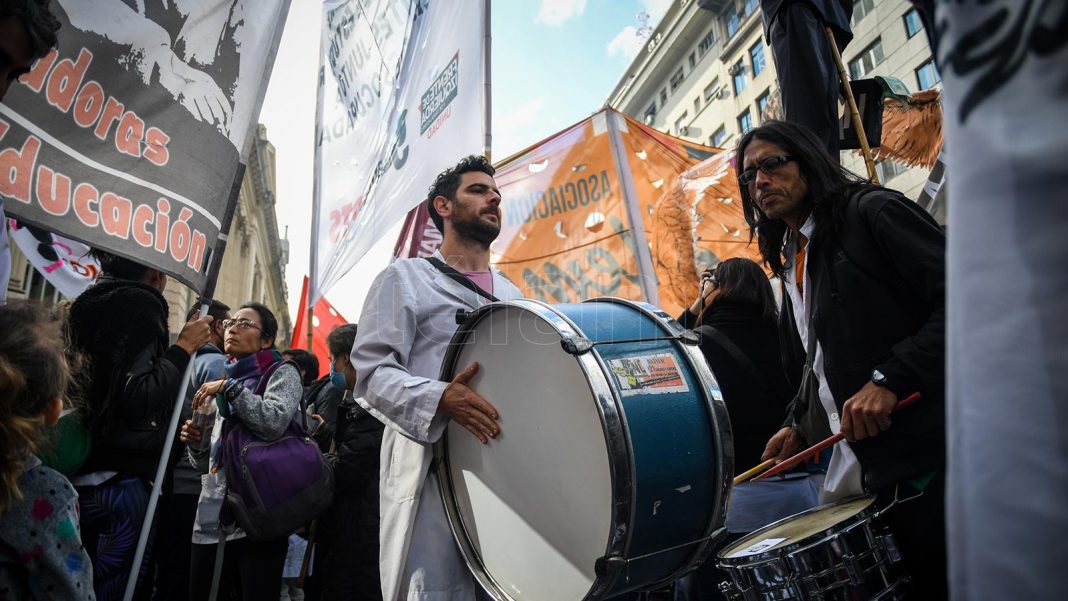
[0,302,94,600]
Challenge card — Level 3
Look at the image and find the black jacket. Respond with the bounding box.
[305,377,343,453]
[68,276,191,478]
[316,397,385,597]
[679,301,801,469]
[761,0,854,48]
[781,186,946,491]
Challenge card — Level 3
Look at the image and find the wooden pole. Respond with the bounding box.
[824,26,879,183]
[482,0,492,163]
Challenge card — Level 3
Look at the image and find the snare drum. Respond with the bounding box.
[717,496,909,600]
[434,297,733,600]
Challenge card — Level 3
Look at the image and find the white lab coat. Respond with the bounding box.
[352,252,522,601]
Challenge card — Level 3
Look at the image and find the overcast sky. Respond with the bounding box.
[260,0,671,321]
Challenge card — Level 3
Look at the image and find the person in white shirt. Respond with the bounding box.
[352,155,522,601]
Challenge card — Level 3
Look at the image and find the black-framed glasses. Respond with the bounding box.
[222,318,262,333]
[739,155,794,187]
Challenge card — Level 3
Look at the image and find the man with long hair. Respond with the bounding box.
[742,121,946,598]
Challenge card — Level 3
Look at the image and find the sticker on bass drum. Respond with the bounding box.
[608,353,690,397]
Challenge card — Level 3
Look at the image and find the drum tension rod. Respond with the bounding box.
[596,527,728,583]
[560,330,701,355]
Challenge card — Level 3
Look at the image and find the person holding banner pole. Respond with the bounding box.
[0,0,61,304]
[352,156,522,601]
[66,250,213,601]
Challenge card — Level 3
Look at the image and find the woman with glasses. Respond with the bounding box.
[676,258,819,600]
[179,302,304,601]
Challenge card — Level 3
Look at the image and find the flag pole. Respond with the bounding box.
[308,9,327,351]
[121,163,244,601]
[606,109,660,306]
[824,26,879,183]
[482,0,492,162]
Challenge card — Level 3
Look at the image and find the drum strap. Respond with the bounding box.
[424,257,500,302]
[696,326,776,401]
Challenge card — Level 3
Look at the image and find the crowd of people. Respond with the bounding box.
[3,1,1065,601]
[0,128,950,601]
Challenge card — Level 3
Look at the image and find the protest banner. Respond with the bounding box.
[311,0,488,303]
[0,0,290,293]
[7,220,98,297]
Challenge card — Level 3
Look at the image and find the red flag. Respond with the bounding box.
[291,276,350,372]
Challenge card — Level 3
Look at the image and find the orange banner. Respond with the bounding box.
[402,109,762,317]
[493,114,644,304]
[495,110,759,316]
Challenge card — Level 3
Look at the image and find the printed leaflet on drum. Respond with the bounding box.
[608,353,690,397]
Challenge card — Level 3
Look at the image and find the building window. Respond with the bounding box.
[851,0,875,27]
[848,38,885,79]
[903,8,923,38]
[711,125,728,147]
[694,96,701,113]
[732,59,747,94]
[644,102,657,123]
[916,59,941,90]
[744,0,758,17]
[704,78,720,100]
[757,89,771,119]
[670,66,685,91]
[698,28,716,56]
[727,13,741,38]
[660,88,667,105]
[688,52,696,69]
[738,109,753,134]
[675,112,689,136]
[876,159,908,182]
[750,42,766,77]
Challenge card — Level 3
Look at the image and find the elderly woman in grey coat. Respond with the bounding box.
[179,302,304,601]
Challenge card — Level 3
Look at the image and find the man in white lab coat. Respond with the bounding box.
[352,155,523,600]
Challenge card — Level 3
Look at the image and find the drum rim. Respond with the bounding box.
[717,495,878,566]
[584,297,734,586]
[433,299,635,601]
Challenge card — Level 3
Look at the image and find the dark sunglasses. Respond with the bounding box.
[739,155,794,187]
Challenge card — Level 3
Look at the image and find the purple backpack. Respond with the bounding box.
[219,360,335,540]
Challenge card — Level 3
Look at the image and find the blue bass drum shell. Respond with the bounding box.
[435,297,734,600]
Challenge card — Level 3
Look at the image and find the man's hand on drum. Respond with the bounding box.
[840,381,897,442]
[761,427,803,464]
[440,362,500,444]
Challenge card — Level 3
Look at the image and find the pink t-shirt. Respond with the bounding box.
[463,270,494,297]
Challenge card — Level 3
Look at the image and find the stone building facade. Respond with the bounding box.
[163,124,292,346]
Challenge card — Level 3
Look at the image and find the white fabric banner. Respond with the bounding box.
[7,219,98,298]
[312,0,486,302]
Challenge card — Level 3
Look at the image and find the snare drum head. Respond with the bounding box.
[720,496,875,559]
[442,304,613,601]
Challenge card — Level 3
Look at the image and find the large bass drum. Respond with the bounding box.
[435,297,733,600]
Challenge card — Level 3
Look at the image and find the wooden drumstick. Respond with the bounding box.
[752,392,922,483]
[732,458,776,486]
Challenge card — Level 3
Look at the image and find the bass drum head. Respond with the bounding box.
[442,304,614,601]
[719,496,875,559]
